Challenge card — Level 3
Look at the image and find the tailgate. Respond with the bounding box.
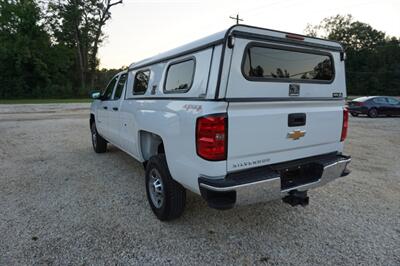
[227,101,344,172]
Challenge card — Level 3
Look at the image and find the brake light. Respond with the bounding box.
[341,108,349,142]
[196,114,227,161]
[285,34,304,41]
[354,102,363,107]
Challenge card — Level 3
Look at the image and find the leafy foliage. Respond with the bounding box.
[0,0,122,99]
[305,14,400,96]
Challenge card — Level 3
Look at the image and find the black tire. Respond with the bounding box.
[145,154,186,221]
[350,112,359,117]
[91,122,107,153]
[368,108,378,118]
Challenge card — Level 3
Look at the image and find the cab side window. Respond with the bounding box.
[113,73,127,100]
[133,70,150,95]
[103,76,118,100]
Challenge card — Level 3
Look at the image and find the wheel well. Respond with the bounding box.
[139,131,165,163]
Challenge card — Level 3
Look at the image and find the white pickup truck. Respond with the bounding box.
[90,25,351,221]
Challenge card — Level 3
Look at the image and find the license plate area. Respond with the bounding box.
[280,163,323,190]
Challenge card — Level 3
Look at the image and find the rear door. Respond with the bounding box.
[225,37,346,172]
[119,68,151,158]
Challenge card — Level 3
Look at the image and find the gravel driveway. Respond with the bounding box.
[0,104,399,265]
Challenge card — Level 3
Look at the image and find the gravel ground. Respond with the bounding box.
[0,104,399,265]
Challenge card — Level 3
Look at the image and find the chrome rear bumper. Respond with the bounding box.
[199,154,351,209]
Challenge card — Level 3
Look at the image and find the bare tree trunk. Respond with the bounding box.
[74,23,85,95]
[89,0,122,88]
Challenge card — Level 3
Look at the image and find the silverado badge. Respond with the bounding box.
[287,130,306,140]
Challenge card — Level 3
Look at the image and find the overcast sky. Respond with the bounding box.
[98,0,400,69]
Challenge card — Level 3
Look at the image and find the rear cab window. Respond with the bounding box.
[242,43,334,83]
[133,70,150,95]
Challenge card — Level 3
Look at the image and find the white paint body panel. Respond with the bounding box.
[90,25,347,195]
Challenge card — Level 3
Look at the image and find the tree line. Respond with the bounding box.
[305,15,400,96]
[0,0,123,99]
[0,3,399,99]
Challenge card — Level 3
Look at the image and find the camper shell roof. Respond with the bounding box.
[128,24,344,71]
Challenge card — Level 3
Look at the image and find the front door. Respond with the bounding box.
[108,73,127,147]
[97,75,118,140]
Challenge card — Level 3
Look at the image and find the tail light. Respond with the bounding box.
[354,102,363,107]
[196,114,227,161]
[341,108,349,142]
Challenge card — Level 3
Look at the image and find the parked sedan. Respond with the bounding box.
[348,96,400,118]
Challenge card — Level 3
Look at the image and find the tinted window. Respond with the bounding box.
[165,59,195,92]
[103,76,118,100]
[114,73,127,100]
[387,97,399,105]
[243,45,334,82]
[373,97,388,104]
[133,70,150,95]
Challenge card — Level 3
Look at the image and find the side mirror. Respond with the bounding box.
[90,90,101,100]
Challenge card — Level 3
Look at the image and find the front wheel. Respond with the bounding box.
[91,122,107,153]
[145,154,186,221]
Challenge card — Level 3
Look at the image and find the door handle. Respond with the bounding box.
[103,106,108,110]
[112,107,118,111]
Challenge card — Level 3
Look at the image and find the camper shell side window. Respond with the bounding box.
[241,42,335,84]
[163,57,196,93]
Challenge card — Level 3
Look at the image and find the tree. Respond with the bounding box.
[88,0,122,88]
[305,14,386,51]
[0,0,123,99]
[305,15,400,96]
[45,0,122,95]
[0,0,52,98]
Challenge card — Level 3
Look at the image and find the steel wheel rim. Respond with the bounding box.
[148,168,164,208]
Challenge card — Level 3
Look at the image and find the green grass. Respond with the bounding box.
[0,98,92,104]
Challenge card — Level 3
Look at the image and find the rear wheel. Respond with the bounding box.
[145,154,186,221]
[350,112,358,117]
[91,122,107,153]
[368,108,378,118]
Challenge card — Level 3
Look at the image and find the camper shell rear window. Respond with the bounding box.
[242,43,334,83]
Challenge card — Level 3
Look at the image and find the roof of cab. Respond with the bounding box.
[128,24,344,71]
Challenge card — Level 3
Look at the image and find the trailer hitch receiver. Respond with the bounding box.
[282,190,309,207]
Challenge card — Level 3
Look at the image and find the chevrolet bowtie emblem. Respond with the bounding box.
[287,130,306,140]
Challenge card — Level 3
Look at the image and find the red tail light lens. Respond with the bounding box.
[196,114,227,161]
[341,108,349,142]
[354,102,363,107]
